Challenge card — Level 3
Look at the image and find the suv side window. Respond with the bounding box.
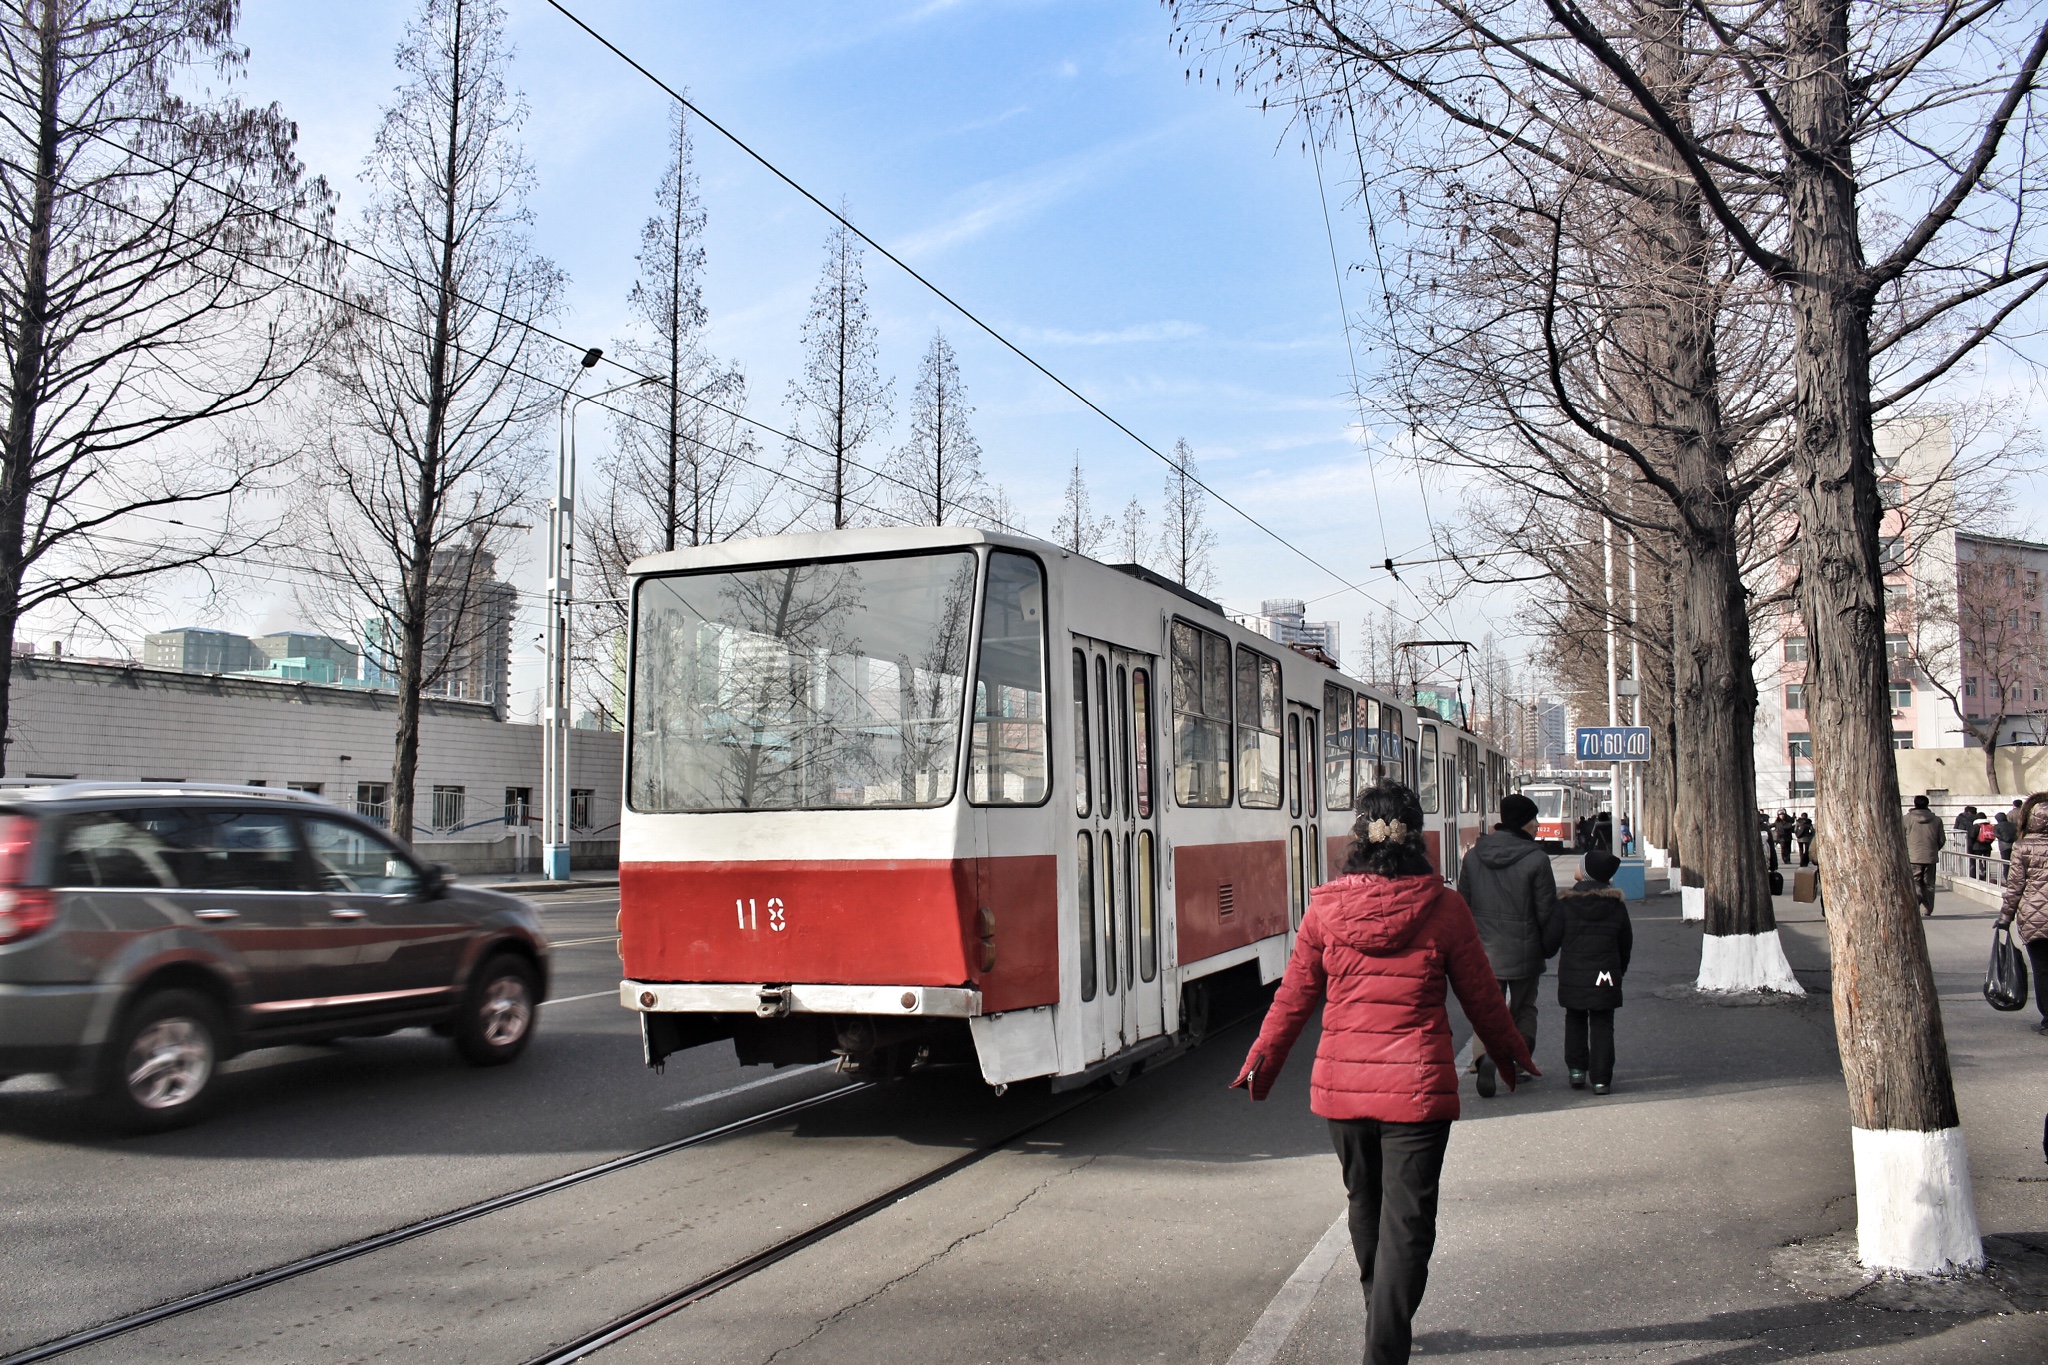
[59,810,179,888]
[301,815,422,896]
[161,809,301,891]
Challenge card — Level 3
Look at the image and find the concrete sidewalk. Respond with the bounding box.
[1256,887,2048,1363]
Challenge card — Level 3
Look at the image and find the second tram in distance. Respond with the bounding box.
[617,527,1511,1091]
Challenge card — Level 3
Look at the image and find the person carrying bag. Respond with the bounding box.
[1995,793,2048,1030]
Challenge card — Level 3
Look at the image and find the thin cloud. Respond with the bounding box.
[1019,320,1207,346]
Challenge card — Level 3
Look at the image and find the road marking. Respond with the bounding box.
[1225,1213,1350,1365]
[663,1061,839,1113]
[545,990,620,1005]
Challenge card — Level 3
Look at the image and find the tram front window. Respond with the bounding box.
[629,551,979,811]
[1531,788,1565,820]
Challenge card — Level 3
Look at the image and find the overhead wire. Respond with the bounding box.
[536,0,1413,618]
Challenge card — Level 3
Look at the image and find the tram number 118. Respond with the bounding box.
[736,897,787,932]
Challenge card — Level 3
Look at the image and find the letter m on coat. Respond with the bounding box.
[1595,971,1614,987]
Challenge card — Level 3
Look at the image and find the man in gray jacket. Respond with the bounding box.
[1905,794,1946,916]
[1457,792,1559,1097]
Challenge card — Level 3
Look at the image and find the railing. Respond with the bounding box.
[1938,847,2012,891]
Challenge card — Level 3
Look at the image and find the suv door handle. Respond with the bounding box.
[194,908,240,921]
[328,907,368,921]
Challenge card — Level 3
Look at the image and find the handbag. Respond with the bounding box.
[1985,924,2031,1012]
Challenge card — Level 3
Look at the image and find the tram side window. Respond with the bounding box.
[1132,669,1154,818]
[1419,726,1439,814]
[1072,650,1091,818]
[1235,648,1282,808]
[969,551,1048,806]
[1463,739,1481,814]
[1362,697,1381,787]
[1170,621,1231,806]
[1075,832,1097,1002]
[1381,703,1403,781]
[1323,683,1354,813]
[1287,713,1302,819]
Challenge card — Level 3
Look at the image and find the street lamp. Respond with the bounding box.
[542,347,603,882]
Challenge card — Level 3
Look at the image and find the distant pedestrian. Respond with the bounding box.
[1234,780,1537,1365]
[1774,810,1795,865]
[1594,809,1614,852]
[1905,795,1946,916]
[1457,791,1559,1098]
[1996,807,2019,881]
[1957,805,1982,879]
[1994,793,2048,1032]
[1972,814,1996,881]
[1794,812,1814,867]
[1575,815,1591,852]
[1544,848,1633,1094]
[1619,816,1634,857]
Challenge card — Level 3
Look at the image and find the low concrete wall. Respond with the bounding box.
[427,838,619,876]
[1897,745,2048,801]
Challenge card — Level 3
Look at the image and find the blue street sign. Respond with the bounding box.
[1576,726,1652,762]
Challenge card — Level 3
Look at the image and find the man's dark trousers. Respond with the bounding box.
[1911,861,1938,913]
[1329,1117,1453,1365]
[1498,974,1541,1054]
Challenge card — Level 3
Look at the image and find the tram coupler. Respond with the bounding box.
[755,986,792,1018]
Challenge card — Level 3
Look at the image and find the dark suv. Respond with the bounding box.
[0,783,551,1130]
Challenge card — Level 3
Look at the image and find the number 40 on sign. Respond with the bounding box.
[1576,726,1651,761]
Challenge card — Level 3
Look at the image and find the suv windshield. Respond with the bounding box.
[629,551,980,812]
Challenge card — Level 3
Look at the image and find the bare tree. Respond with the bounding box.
[304,0,562,844]
[1913,541,2048,780]
[0,0,333,770]
[1053,452,1111,556]
[886,328,986,526]
[787,218,891,530]
[1157,437,1216,592]
[1175,0,2048,1275]
[1116,496,1148,565]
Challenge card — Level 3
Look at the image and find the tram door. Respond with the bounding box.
[1071,636,1164,1064]
[1285,701,1322,932]
[1440,749,1461,882]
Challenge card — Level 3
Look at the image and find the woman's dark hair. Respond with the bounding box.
[1342,779,1434,877]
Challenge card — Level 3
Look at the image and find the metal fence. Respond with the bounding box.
[1938,847,2012,891]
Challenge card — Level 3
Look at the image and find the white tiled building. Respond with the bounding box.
[5,657,621,874]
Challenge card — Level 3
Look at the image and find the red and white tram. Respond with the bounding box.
[617,528,1510,1090]
[1522,782,1600,852]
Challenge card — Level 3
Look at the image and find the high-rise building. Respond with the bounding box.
[252,632,362,684]
[423,546,516,720]
[1230,598,1342,662]
[1535,698,1569,767]
[143,628,263,674]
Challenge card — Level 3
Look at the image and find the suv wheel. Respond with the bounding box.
[98,990,224,1132]
[453,954,538,1067]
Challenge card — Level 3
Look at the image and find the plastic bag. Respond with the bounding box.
[1985,923,2030,1012]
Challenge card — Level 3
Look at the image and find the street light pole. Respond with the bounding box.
[543,347,603,882]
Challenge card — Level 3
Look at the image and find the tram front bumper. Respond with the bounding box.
[620,980,983,1019]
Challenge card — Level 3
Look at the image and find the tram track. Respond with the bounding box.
[0,1083,867,1365]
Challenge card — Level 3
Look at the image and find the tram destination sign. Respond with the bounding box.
[1576,726,1652,762]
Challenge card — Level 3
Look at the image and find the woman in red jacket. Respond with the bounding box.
[1234,779,1537,1365]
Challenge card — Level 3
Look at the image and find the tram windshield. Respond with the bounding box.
[1529,788,1566,819]
[629,551,980,811]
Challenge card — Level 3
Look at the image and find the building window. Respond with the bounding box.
[504,787,532,826]
[570,788,593,832]
[1890,682,1913,709]
[1965,676,1978,696]
[1169,621,1231,807]
[1893,731,1915,750]
[1785,683,1807,710]
[1234,647,1282,809]
[1878,536,1905,573]
[1884,585,1907,619]
[287,782,322,796]
[1790,778,1815,799]
[1878,480,1903,508]
[246,779,267,788]
[2032,611,2042,633]
[1884,633,1908,661]
[356,782,389,827]
[1784,637,1809,662]
[2027,569,2039,595]
[1787,732,1812,759]
[430,785,465,834]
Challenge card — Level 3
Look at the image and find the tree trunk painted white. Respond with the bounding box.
[1851,1127,1984,1275]
[1696,930,1803,995]
[1680,885,1703,921]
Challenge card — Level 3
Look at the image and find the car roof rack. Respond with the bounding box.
[0,781,333,805]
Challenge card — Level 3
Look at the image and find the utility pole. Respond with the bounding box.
[544,347,602,882]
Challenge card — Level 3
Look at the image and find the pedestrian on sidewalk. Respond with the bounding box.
[1995,793,2048,1032]
[1774,810,1795,866]
[1456,791,1559,1098]
[1233,780,1538,1365]
[1544,848,1633,1094]
[1905,795,1946,917]
[1619,815,1634,857]
[1957,805,1983,879]
[1995,806,2018,881]
[1794,812,1814,866]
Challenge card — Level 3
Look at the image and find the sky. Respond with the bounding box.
[68,0,2045,720]
[93,0,1491,720]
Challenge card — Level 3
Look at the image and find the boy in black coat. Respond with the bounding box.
[1544,848,1634,1094]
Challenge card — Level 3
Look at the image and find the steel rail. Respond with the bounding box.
[0,1083,868,1365]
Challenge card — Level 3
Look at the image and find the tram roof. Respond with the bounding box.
[626,525,1048,580]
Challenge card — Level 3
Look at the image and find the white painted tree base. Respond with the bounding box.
[1852,1126,1984,1275]
[1696,930,1805,995]
[1680,885,1704,920]
[1643,843,1669,869]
